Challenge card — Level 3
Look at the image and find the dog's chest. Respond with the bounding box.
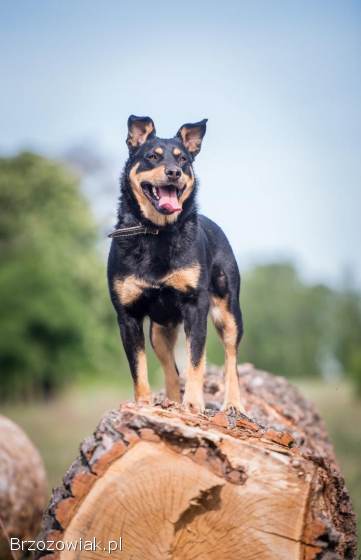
[113,264,201,307]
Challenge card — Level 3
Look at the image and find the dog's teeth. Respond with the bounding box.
[152,186,159,200]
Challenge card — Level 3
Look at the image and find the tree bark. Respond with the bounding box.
[0,415,48,560]
[37,365,356,560]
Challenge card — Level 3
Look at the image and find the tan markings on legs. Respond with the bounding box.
[134,349,151,404]
[151,322,180,402]
[210,296,245,413]
[162,264,201,292]
[183,340,206,412]
[113,276,152,306]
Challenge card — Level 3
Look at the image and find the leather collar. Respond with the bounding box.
[108,224,159,239]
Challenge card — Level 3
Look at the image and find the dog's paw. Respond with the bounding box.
[182,395,205,414]
[136,394,153,406]
[222,401,247,416]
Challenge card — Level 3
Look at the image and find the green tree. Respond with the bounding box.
[333,285,361,395]
[0,152,122,400]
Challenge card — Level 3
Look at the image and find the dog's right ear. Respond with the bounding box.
[176,119,207,158]
[126,115,156,152]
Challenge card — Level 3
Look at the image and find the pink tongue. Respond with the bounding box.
[158,186,181,213]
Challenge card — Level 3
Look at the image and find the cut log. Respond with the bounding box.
[37,365,356,560]
[0,415,48,560]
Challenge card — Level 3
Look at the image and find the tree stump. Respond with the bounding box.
[38,365,356,559]
[0,415,48,560]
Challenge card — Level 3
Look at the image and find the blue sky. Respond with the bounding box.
[1,1,361,285]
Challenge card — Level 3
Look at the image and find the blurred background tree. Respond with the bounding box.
[333,281,361,396]
[0,152,122,400]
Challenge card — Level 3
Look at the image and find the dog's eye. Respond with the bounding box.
[146,153,158,161]
[179,155,187,164]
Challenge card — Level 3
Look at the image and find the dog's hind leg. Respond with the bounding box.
[150,322,181,402]
[210,293,245,414]
[117,314,151,404]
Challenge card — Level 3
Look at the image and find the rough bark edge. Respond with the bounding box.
[36,365,357,560]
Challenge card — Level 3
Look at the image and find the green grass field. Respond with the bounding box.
[2,378,360,544]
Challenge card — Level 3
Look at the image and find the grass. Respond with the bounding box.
[2,377,360,544]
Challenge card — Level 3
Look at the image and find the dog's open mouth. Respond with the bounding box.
[141,182,184,215]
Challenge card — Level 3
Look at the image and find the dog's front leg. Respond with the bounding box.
[182,293,209,412]
[117,312,151,404]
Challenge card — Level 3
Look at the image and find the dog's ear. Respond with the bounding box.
[126,115,156,151]
[176,119,207,157]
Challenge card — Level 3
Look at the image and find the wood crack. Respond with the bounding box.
[250,526,323,549]
[173,484,223,533]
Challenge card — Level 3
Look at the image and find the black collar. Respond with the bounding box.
[108,224,159,239]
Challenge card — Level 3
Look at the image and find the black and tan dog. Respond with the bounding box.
[108,115,244,413]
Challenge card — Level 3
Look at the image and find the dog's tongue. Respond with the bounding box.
[158,186,181,213]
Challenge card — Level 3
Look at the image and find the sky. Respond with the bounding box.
[1,0,361,286]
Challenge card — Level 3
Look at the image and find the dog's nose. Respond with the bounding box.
[165,166,181,180]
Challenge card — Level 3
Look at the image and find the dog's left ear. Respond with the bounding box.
[176,119,208,157]
[126,115,156,151]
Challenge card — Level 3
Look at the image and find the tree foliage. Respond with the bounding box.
[333,284,361,395]
[0,152,122,400]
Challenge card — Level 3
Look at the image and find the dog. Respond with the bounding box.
[107,115,244,413]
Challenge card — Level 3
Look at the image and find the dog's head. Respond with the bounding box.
[124,115,207,226]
